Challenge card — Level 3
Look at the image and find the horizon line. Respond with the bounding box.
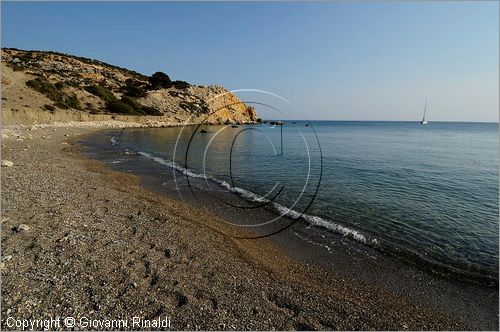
[262,119,499,124]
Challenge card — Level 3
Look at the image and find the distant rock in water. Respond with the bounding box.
[1,48,259,126]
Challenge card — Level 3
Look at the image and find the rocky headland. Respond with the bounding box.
[1,48,258,128]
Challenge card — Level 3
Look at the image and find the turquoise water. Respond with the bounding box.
[113,121,499,281]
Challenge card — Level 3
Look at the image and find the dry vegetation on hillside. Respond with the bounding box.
[1,48,258,126]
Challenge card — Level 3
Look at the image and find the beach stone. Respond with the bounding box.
[2,255,13,262]
[15,224,31,232]
[1,160,14,167]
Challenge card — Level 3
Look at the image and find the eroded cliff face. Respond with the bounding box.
[1,48,258,126]
[138,85,258,125]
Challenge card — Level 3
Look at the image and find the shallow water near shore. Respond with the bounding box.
[80,121,499,284]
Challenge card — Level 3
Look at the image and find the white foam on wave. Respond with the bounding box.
[218,180,269,203]
[137,151,205,179]
[273,203,377,244]
[135,150,379,246]
[110,136,119,146]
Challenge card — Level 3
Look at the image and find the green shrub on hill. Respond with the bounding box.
[120,96,145,114]
[105,96,162,116]
[84,85,116,103]
[122,79,148,97]
[148,71,172,89]
[58,94,81,110]
[26,77,61,101]
[122,96,163,116]
[141,106,163,116]
[54,82,66,90]
[26,77,81,110]
[105,100,141,115]
[123,85,147,98]
[43,104,55,112]
[173,80,190,89]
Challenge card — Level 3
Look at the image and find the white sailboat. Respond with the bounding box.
[421,97,428,125]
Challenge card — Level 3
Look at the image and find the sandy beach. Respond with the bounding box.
[0,125,496,330]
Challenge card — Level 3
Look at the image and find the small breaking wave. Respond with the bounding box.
[137,151,206,179]
[136,150,378,246]
[110,135,119,146]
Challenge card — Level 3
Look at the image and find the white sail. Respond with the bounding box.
[421,97,428,125]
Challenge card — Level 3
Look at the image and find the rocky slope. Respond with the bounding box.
[1,48,258,126]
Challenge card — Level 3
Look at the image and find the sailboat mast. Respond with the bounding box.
[423,97,427,121]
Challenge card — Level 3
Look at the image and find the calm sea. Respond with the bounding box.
[97,121,499,282]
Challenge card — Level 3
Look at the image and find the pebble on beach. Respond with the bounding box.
[1,160,14,167]
[15,224,31,232]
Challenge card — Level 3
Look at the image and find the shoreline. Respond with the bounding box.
[81,126,499,287]
[1,125,497,330]
[2,119,258,132]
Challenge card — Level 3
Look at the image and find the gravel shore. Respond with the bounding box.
[1,126,471,330]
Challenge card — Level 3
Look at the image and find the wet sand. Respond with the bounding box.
[1,126,497,330]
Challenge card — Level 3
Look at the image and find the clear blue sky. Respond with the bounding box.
[2,1,498,122]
